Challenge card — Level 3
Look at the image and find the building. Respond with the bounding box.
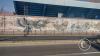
[14,0,100,19]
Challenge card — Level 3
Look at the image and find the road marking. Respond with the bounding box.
[46,52,100,56]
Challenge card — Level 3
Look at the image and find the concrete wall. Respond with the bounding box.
[0,15,100,36]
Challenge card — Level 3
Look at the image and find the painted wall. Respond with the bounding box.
[0,15,100,36]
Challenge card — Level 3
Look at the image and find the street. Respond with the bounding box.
[0,44,99,56]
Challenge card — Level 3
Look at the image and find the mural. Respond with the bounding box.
[17,18,49,34]
[17,17,69,32]
[0,16,100,35]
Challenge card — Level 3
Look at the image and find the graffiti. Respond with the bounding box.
[17,18,49,34]
[0,16,100,35]
[94,22,100,30]
[32,19,49,29]
[71,22,91,32]
[17,17,69,32]
[17,18,33,35]
[17,17,100,33]
[83,22,91,29]
[53,21,68,31]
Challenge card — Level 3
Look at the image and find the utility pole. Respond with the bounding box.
[23,5,30,36]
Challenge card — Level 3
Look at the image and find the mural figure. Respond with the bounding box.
[17,18,33,35]
[17,18,49,35]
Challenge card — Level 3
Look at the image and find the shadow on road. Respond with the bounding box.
[91,43,100,51]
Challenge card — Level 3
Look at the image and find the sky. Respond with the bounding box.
[0,0,15,13]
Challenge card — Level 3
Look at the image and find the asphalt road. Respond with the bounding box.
[0,36,98,41]
[0,44,99,56]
